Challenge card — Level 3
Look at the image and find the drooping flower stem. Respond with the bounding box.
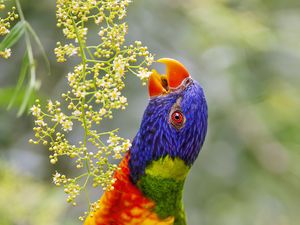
[30,0,154,220]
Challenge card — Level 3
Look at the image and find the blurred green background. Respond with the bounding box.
[1,0,300,225]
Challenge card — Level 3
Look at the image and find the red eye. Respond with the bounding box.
[170,110,184,128]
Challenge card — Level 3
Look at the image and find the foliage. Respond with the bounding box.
[0,0,18,58]
[29,0,153,220]
[0,0,49,116]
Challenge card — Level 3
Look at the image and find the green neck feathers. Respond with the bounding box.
[137,156,190,225]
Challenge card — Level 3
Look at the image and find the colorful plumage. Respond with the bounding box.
[84,58,208,225]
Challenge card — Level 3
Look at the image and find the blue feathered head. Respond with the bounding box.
[129,58,208,183]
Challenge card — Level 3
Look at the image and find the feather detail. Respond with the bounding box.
[84,153,174,225]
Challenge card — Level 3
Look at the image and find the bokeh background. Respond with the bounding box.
[1,0,300,225]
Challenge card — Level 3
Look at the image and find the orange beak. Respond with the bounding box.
[148,69,166,98]
[148,58,190,98]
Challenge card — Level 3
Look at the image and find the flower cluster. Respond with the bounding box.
[30,0,154,219]
[0,1,18,58]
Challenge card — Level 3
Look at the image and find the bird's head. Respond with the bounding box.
[129,58,208,183]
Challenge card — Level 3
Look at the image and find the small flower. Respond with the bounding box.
[47,100,54,112]
[99,108,107,116]
[35,119,46,127]
[54,43,78,62]
[113,145,122,159]
[31,105,41,117]
[137,68,151,80]
[53,112,66,123]
[62,119,73,131]
[146,55,154,65]
[95,16,104,24]
[73,110,82,117]
[67,72,76,83]
[122,139,132,150]
[110,88,121,101]
[119,96,127,104]
[0,26,9,36]
[113,56,125,76]
[0,48,11,58]
[53,171,62,186]
[74,89,86,98]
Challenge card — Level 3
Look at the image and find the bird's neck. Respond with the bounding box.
[136,156,190,225]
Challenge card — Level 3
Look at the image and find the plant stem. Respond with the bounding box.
[15,0,37,116]
[71,15,90,173]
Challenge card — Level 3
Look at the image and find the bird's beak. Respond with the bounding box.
[157,58,190,89]
[148,69,167,98]
[148,58,190,98]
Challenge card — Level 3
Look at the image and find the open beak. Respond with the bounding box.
[148,58,190,98]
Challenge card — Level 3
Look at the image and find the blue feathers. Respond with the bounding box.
[129,81,208,183]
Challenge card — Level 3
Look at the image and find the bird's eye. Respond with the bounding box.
[170,110,185,129]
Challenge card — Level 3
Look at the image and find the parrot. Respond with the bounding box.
[84,58,208,225]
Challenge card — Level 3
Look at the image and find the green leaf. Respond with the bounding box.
[25,22,51,75]
[0,88,16,107]
[7,51,29,110]
[0,86,37,113]
[0,21,26,51]
[17,81,37,117]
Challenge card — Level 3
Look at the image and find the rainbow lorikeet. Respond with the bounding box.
[84,58,208,225]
